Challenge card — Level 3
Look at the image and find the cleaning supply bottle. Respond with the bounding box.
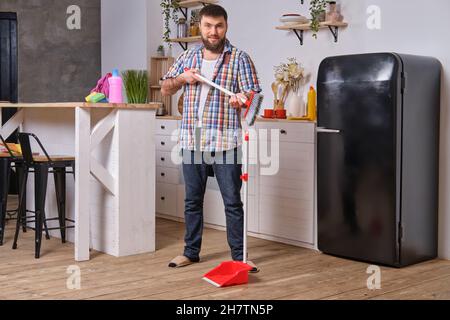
[307,86,317,121]
[108,69,123,103]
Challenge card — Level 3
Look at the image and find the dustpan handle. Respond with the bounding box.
[243,130,249,264]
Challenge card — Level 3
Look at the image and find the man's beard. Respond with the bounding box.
[201,35,226,53]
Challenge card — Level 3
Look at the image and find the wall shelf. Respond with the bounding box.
[276,21,348,45]
[179,0,217,8]
[168,36,202,50]
[177,0,217,20]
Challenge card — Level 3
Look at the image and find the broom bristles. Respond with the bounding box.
[244,93,264,126]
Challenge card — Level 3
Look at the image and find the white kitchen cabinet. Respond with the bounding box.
[156,182,177,216]
[255,121,316,246]
[155,118,181,219]
[156,166,180,184]
[156,118,178,135]
[154,117,316,249]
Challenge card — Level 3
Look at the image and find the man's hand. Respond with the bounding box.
[179,68,200,85]
[161,69,200,96]
[229,93,247,110]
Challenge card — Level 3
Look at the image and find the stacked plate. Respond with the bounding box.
[279,14,310,25]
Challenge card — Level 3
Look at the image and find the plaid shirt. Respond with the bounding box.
[163,39,261,152]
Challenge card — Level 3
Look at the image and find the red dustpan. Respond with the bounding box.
[203,132,253,288]
[202,261,253,287]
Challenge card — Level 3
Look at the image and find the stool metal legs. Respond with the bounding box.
[54,167,66,243]
[34,164,49,259]
[12,165,28,250]
[12,162,73,258]
[0,158,11,246]
[15,163,27,233]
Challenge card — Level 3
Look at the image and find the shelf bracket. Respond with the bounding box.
[328,26,339,43]
[177,42,188,51]
[293,29,304,46]
[179,7,188,20]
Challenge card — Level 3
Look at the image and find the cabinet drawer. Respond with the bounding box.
[260,142,314,172]
[156,166,180,184]
[156,119,178,136]
[156,150,181,168]
[259,195,314,243]
[260,167,314,201]
[256,122,315,144]
[156,183,177,215]
[156,135,178,152]
[260,183,313,201]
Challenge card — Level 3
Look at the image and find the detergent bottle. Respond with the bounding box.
[108,69,123,103]
[307,86,317,121]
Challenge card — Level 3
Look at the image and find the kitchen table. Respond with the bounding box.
[0,102,160,261]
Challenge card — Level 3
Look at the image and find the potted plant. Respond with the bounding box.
[121,70,148,104]
[309,0,328,38]
[273,58,306,117]
[160,0,181,47]
[157,45,165,57]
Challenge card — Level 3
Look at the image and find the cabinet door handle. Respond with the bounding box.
[161,157,165,161]
[161,125,165,130]
[161,141,166,146]
[161,172,165,177]
[280,129,287,135]
[161,196,165,201]
[316,127,341,134]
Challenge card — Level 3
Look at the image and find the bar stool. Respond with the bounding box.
[12,133,75,258]
[0,134,28,246]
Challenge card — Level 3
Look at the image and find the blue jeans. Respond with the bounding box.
[182,148,244,261]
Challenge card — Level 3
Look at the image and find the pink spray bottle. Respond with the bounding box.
[108,69,123,103]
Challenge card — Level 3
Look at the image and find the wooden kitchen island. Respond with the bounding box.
[0,102,160,261]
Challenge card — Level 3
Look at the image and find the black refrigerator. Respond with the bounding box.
[317,53,441,267]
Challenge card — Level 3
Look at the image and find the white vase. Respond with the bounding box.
[287,90,305,118]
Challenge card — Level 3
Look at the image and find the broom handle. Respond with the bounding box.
[243,130,249,264]
[185,68,247,103]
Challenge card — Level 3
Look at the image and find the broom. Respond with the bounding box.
[184,68,264,125]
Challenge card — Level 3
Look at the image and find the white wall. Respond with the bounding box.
[101,0,148,75]
[142,0,450,259]
[147,0,164,60]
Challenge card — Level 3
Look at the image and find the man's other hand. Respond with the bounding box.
[229,93,247,110]
[180,69,200,85]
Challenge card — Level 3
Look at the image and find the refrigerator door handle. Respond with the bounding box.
[316,127,341,134]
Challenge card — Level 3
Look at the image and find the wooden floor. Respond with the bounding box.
[1,215,450,300]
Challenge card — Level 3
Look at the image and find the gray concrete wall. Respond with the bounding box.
[0,0,101,102]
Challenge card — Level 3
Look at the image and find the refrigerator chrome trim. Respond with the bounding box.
[316,127,341,133]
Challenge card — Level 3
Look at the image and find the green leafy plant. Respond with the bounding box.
[160,0,181,47]
[309,0,327,39]
[122,70,148,104]
[157,45,165,56]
